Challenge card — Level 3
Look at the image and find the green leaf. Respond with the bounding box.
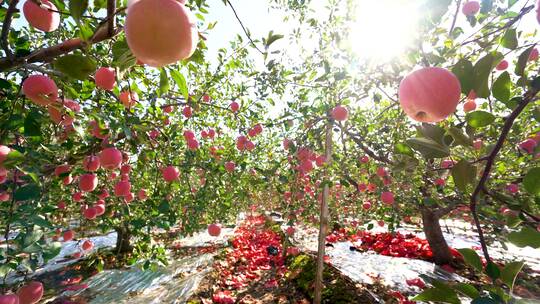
[158,68,170,97]
[508,227,540,248]
[451,160,476,192]
[406,138,450,159]
[473,54,497,98]
[500,28,517,49]
[515,46,536,77]
[394,143,415,157]
[523,167,540,195]
[447,127,473,147]
[2,150,25,168]
[112,38,136,71]
[14,184,41,201]
[24,110,41,137]
[412,287,460,304]
[21,230,43,252]
[453,283,480,298]
[532,107,540,122]
[31,215,53,228]
[452,59,475,95]
[42,242,62,263]
[485,261,500,281]
[500,261,524,290]
[69,0,89,22]
[418,123,446,145]
[466,111,495,128]
[492,72,511,102]
[170,69,189,100]
[264,31,284,49]
[457,248,483,271]
[54,54,97,80]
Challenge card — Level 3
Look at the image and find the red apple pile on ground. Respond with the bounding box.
[212,215,286,302]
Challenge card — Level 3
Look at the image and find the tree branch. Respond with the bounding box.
[1,0,20,58]
[460,4,534,47]
[482,187,540,222]
[338,125,393,164]
[107,0,116,37]
[225,0,264,55]
[0,25,122,72]
[469,86,539,263]
[448,0,462,35]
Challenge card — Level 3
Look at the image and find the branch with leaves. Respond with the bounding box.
[469,83,540,263]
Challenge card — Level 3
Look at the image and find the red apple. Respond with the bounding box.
[17,281,43,304]
[331,105,348,121]
[94,67,116,91]
[23,0,60,32]
[22,75,58,106]
[63,230,75,242]
[473,139,483,150]
[435,178,446,186]
[79,174,98,192]
[519,139,537,154]
[381,191,395,205]
[183,130,195,140]
[83,207,97,220]
[83,155,101,172]
[162,166,180,182]
[114,180,132,196]
[496,60,508,71]
[230,101,239,112]
[462,1,480,16]
[224,161,235,172]
[182,106,192,118]
[81,240,94,251]
[125,0,198,67]
[529,48,539,61]
[72,191,83,202]
[506,183,519,194]
[99,148,123,170]
[0,145,10,165]
[0,294,19,304]
[94,204,105,216]
[0,192,10,202]
[137,189,147,200]
[463,100,476,112]
[208,224,221,237]
[286,226,295,236]
[399,67,461,122]
[119,91,138,108]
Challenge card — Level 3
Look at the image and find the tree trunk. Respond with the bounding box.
[115,226,133,255]
[314,118,333,304]
[421,206,452,265]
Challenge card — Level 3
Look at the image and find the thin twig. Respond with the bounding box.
[225,0,264,55]
[339,125,393,164]
[449,0,462,35]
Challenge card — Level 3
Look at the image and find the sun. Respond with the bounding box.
[349,0,421,61]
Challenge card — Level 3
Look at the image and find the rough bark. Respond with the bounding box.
[115,226,133,255]
[421,206,452,265]
[313,118,333,304]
